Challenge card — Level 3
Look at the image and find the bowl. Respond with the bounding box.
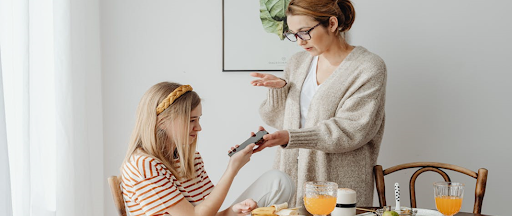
[375,206,417,216]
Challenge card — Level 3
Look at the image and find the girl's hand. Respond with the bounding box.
[250,72,286,88]
[253,130,289,153]
[227,143,255,174]
[231,199,258,215]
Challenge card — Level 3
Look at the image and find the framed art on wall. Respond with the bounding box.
[222,0,302,72]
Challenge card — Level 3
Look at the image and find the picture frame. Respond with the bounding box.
[222,0,302,72]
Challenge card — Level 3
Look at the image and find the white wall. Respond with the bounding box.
[350,1,511,215]
[101,0,511,215]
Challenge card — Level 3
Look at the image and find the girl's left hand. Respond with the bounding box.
[231,199,258,215]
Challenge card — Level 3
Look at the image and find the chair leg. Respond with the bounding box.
[374,165,386,207]
[474,168,487,214]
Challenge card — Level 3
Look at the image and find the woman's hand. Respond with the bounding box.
[250,72,286,88]
[253,130,289,153]
[231,199,258,215]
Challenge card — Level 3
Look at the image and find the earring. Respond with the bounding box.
[338,27,342,31]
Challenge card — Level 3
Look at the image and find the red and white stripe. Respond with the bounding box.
[121,152,214,216]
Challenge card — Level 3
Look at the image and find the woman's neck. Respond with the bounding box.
[319,38,353,67]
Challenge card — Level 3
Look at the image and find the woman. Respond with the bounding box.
[250,0,387,208]
[121,82,294,216]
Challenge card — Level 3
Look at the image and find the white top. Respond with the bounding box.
[299,56,320,128]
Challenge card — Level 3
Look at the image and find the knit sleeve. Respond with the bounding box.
[258,57,294,130]
[258,85,290,130]
[285,58,387,153]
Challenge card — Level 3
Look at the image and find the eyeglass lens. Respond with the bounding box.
[285,32,311,42]
[284,23,320,42]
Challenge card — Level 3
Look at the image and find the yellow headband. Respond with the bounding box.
[156,85,193,115]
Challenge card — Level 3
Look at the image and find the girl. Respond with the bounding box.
[121,82,294,216]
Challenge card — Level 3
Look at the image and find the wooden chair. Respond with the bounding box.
[373,162,487,214]
[108,176,127,216]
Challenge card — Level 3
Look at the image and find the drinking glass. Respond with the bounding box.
[303,181,338,216]
[433,182,464,216]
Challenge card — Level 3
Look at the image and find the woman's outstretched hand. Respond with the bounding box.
[253,130,289,153]
[231,199,258,215]
[250,72,286,88]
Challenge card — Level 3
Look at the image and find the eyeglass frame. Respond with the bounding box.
[283,22,323,42]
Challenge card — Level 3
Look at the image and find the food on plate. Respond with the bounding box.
[251,206,277,216]
[382,210,399,216]
[376,207,416,216]
[251,202,302,216]
[275,208,300,215]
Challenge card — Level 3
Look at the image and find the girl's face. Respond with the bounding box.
[188,103,202,144]
[286,15,336,56]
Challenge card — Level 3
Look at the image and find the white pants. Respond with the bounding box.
[232,169,296,208]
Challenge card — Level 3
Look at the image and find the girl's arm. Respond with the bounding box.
[164,144,256,216]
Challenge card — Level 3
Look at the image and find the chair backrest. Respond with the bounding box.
[108,176,127,216]
[373,162,487,214]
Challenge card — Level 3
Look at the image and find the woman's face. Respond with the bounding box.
[188,103,202,144]
[286,15,335,56]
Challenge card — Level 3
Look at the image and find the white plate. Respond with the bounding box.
[356,208,442,216]
[356,212,375,216]
[414,208,443,216]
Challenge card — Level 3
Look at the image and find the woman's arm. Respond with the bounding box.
[251,72,290,130]
[257,83,290,130]
[257,62,387,153]
[164,144,256,216]
[251,54,297,130]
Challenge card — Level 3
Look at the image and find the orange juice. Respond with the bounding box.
[435,195,463,215]
[304,194,337,215]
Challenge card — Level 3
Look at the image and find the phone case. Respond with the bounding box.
[228,130,269,157]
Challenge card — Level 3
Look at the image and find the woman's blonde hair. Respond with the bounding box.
[122,81,201,180]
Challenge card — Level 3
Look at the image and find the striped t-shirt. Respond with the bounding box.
[121,152,214,216]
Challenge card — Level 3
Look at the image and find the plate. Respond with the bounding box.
[356,208,442,216]
[356,213,375,216]
[414,208,443,216]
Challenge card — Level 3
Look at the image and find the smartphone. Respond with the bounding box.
[228,130,268,157]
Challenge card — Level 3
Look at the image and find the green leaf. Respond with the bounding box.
[259,0,290,40]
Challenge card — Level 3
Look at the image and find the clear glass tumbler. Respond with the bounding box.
[303,181,338,216]
[433,182,464,216]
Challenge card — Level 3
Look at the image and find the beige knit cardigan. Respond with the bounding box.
[259,46,387,207]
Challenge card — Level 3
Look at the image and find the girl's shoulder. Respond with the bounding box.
[193,151,205,163]
[123,153,169,180]
[128,153,163,167]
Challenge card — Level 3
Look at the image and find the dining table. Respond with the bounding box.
[356,207,491,216]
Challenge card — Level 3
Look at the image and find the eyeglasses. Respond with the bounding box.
[283,23,322,42]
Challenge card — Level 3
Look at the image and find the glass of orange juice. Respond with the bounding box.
[433,182,464,216]
[303,181,338,216]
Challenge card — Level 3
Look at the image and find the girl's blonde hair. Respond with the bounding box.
[122,82,201,180]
